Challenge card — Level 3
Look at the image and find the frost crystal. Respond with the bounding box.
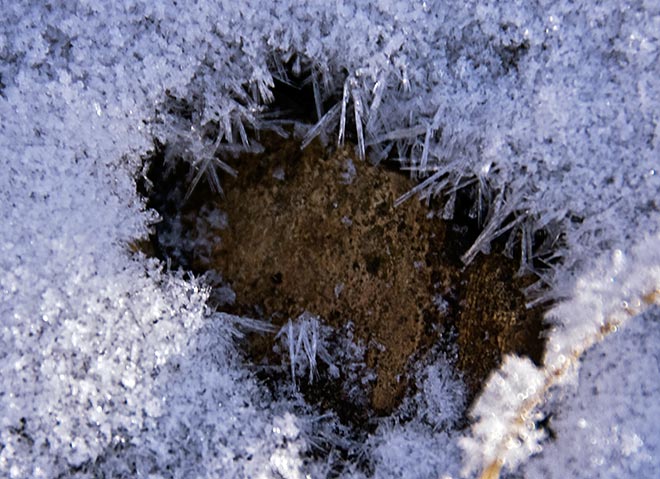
[460,357,546,476]
[340,158,357,185]
[276,314,337,385]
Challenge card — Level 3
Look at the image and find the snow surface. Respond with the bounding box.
[1,1,659,478]
[522,308,660,479]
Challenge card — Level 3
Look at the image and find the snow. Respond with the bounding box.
[461,233,660,478]
[460,356,546,477]
[1,1,660,478]
[522,307,660,479]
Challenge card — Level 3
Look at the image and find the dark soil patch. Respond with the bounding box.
[140,132,548,421]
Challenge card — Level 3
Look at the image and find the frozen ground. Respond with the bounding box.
[1,1,659,478]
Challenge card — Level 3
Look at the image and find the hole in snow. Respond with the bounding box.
[139,131,549,416]
[133,67,554,472]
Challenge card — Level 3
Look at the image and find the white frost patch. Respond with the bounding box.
[432,294,449,315]
[269,414,306,479]
[273,166,286,181]
[460,357,546,476]
[522,310,660,478]
[340,158,357,185]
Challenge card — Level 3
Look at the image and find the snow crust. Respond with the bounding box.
[522,309,660,479]
[1,1,659,478]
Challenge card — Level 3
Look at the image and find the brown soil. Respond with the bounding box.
[150,133,547,415]
[456,252,547,395]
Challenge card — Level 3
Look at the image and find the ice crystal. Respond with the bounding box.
[276,314,336,385]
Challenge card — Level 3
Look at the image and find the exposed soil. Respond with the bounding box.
[143,132,547,418]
